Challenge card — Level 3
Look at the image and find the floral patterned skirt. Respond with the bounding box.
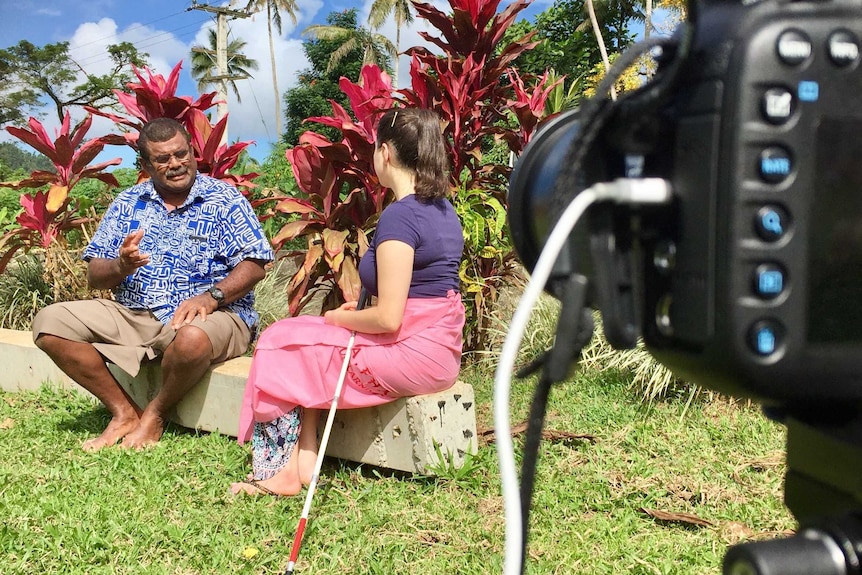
[251,406,301,480]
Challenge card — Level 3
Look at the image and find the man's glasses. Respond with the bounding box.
[148,148,191,168]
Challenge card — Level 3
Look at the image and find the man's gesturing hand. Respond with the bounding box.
[117,230,150,276]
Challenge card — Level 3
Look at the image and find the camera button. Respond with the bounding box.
[755,206,789,242]
[758,147,793,183]
[753,264,786,298]
[828,30,859,67]
[761,88,794,124]
[749,320,784,356]
[777,30,812,66]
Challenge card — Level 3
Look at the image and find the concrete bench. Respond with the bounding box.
[0,328,478,475]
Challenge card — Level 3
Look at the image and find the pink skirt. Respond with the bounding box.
[237,290,465,442]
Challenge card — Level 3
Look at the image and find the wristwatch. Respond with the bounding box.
[206,286,225,306]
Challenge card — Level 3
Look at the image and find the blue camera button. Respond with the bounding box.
[749,320,785,356]
[758,147,793,183]
[755,206,789,241]
[754,264,786,298]
[797,81,819,102]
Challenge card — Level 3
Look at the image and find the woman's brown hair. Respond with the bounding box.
[376,108,450,200]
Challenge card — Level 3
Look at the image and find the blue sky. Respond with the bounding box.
[0,0,553,166]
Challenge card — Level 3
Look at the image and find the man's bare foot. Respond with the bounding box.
[82,414,141,452]
[230,475,302,497]
[119,412,165,450]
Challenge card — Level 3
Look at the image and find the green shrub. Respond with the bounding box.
[0,253,52,330]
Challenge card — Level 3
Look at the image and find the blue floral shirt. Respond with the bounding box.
[83,174,275,329]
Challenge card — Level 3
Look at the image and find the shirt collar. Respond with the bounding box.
[138,173,206,208]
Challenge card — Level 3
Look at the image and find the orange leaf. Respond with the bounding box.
[336,256,361,302]
[46,184,69,214]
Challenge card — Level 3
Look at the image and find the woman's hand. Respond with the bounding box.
[324,300,358,326]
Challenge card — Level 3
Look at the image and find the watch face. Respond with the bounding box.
[208,287,224,303]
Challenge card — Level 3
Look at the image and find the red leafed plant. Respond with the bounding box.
[0,112,122,298]
[85,62,220,144]
[403,0,540,194]
[185,109,259,193]
[274,64,394,315]
[396,0,560,351]
[0,113,120,264]
[271,0,560,347]
[85,61,258,193]
[501,68,565,150]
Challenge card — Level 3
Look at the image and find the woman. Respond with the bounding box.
[231,107,465,496]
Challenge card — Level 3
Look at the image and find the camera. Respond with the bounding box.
[507,0,862,572]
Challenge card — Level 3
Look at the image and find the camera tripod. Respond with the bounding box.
[723,410,862,575]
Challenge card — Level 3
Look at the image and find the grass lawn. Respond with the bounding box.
[0,367,795,574]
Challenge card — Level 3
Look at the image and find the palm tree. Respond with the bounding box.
[243,0,300,139]
[366,0,413,89]
[190,29,258,102]
[302,20,395,81]
[585,0,616,99]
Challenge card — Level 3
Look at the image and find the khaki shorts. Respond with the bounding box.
[32,298,251,377]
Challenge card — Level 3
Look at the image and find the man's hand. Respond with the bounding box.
[117,230,150,276]
[171,293,218,330]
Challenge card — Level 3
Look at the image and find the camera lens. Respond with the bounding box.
[508,109,585,274]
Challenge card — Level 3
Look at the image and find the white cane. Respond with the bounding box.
[284,287,370,575]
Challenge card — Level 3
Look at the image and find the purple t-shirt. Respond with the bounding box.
[358,195,463,298]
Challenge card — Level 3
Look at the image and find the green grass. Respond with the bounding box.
[0,369,794,575]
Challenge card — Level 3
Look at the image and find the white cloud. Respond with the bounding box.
[4,0,533,166]
[56,3,327,163]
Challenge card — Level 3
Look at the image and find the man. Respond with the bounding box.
[32,117,274,451]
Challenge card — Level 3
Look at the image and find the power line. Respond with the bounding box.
[64,8,208,52]
[72,21,206,70]
[246,74,274,145]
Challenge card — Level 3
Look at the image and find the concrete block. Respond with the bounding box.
[108,357,250,437]
[324,381,478,474]
[0,328,478,475]
[0,328,77,392]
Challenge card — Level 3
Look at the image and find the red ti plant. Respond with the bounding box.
[0,112,121,273]
[85,62,220,147]
[396,0,564,351]
[402,0,540,195]
[274,64,394,315]
[186,108,259,194]
[499,67,565,152]
[85,62,258,192]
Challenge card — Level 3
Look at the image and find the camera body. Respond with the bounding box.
[508,0,862,571]
[638,0,862,413]
[512,0,862,411]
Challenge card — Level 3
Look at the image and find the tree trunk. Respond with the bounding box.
[393,26,401,90]
[267,4,282,139]
[645,0,653,39]
[586,0,617,100]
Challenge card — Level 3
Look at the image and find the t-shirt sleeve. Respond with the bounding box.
[374,201,420,249]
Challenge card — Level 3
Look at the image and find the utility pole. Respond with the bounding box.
[188,1,250,146]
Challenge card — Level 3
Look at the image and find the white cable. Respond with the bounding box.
[495,178,672,575]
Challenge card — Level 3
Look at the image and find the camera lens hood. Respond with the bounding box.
[508,109,588,280]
